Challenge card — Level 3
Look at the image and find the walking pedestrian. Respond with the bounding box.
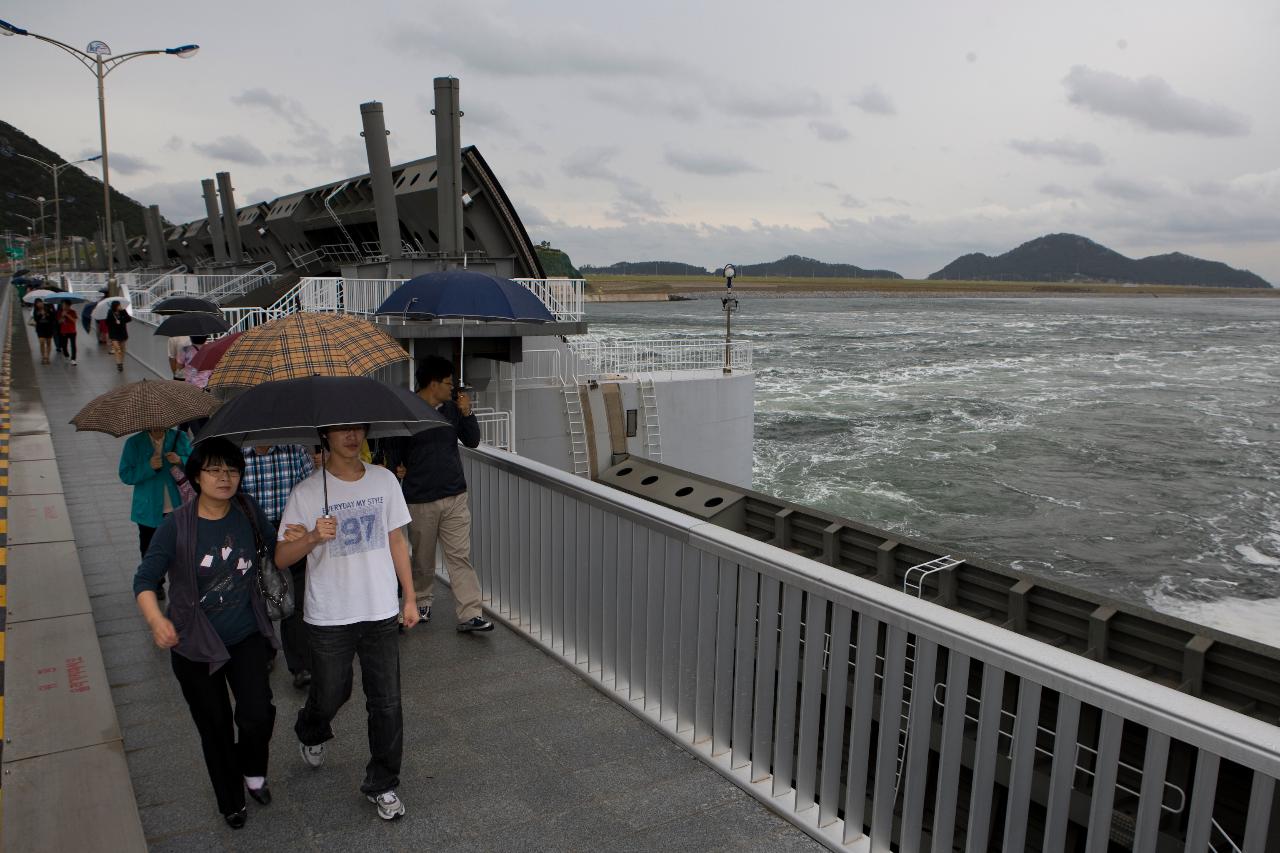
[388,356,492,633]
[133,438,279,830]
[105,300,130,372]
[168,334,193,378]
[241,445,315,689]
[277,424,418,821]
[31,298,56,364]
[119,426,193,601]
[56,302,79,365]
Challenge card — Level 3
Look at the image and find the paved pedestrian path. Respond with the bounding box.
[11,318,820,852]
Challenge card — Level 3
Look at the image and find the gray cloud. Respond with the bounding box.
[1063,65,1250,137]
[809,120,850,142]
[163,136,184,152]
[850,85,895,116]
[840,194,865,209]
[585,88,701,121]
[710,86,826,119]
[126,181,208,222]
[388,12,676,78]
[1094,175,1164,201]
[517,170,547,190]
[562,147,667,221]
[1009,138,1104,166]
[193,135,270,166]
[664,149,759,176]
[82,150,153,175]
[231,88,336,164]
[1040,183,1083,199]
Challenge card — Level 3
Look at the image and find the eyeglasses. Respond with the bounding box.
[201,467,241,479]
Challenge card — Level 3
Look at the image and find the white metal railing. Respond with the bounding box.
[339,279,406,317]
[201,262,278,304]
[513,278,585,321]
[570,338,754,374]
[63,271,109,292]
[506,348,566,385]
[463,446,1280,853]
[472,409,511,451]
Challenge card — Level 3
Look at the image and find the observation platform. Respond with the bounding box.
[0,310,817,851]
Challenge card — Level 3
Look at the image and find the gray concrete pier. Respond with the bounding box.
[4,313,819,852]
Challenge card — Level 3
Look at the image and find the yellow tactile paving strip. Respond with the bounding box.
[0,300,10,784]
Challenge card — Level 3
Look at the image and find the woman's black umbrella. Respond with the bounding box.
[153,295,221,315]
[195,375,447,512]
[154,312,230,337]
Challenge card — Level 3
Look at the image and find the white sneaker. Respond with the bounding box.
[367,790,406,820]
[70,359,77,366]
[300,741,325,768]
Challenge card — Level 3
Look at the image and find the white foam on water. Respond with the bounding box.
[1235,544,1280,567]
[1146,591,1280,648]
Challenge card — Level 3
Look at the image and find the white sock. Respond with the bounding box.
[245,776,265,790]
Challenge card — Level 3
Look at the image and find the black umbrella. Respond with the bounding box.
[195,375,448,511]
[153,295,221,315]
[154,312,230,337]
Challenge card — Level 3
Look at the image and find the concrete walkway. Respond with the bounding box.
[15,321,820,851]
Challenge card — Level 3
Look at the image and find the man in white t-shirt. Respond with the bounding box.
[276,423,419,821]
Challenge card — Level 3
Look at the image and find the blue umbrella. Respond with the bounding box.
[43,292,89,303]
[374,270,554,382]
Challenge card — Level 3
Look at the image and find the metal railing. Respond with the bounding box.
[513,277,585,321]
[570,338,754,374]
[462,446,1279,852]
[201,262,278,305]
[472,409,512,451]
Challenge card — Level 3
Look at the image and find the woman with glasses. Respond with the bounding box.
[132,438,280,830]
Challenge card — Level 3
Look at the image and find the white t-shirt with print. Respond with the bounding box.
[279,463,412,626]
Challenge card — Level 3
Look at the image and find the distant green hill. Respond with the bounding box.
[581,260,712,276]
[0,119,151,243]
[533,242,581,277]
[716,255,903,279]
[929,233,1271,288]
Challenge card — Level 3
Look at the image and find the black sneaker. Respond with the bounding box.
[457,616,494,633]
[224,807,247,829]
[418,605,431,623]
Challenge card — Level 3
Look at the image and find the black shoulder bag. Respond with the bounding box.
[237,495,295,620]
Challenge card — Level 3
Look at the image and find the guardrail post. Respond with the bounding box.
[1181,634,1214,697]
[1088,605,1116,662]
[820,523,842,566]
[1007,580,1034,632]
[876,541,899,586]
[773,508,794,550]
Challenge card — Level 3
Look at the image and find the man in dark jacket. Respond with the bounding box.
[393,356,492,633]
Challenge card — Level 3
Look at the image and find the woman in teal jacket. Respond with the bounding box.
[120,427,193,599]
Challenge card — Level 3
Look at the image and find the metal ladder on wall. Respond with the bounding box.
[562,385,591,477]
[638,376,662,462]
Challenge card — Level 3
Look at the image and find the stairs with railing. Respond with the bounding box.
[200,262,278,305]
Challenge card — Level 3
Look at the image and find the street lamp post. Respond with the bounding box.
[13,153,102,287]
[9,195,48,277]
[721,263,738,373]
[0,19,198,296]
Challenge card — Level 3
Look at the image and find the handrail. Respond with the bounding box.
[201,261,278,304]
[462,445,1280,851]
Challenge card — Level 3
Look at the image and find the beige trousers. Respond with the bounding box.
[407,493,483,621]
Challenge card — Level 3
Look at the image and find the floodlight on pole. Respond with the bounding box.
[12,153,102,285]
[0,19,198,296]
[721,263,738,373]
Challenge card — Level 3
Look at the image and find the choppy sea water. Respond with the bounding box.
[587,296,1280,645]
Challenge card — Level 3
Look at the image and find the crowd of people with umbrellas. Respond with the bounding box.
[50,270,554,829]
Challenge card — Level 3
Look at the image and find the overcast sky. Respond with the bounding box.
[3,0,1278,282]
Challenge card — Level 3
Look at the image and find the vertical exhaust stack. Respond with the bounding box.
[113,221,129,268]
[360,101,403,261]
[433,77,464,260]
[202,178,230,265]
[145,205,167,269]
[216,171,243,264]
[94,230,107,271]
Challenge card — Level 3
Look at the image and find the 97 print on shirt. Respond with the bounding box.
[327,497,387,557]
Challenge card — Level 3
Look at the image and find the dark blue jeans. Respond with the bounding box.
[294,615,402,795]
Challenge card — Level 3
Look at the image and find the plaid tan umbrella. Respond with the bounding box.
[208,312,408,389]
[71,379,222,437]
